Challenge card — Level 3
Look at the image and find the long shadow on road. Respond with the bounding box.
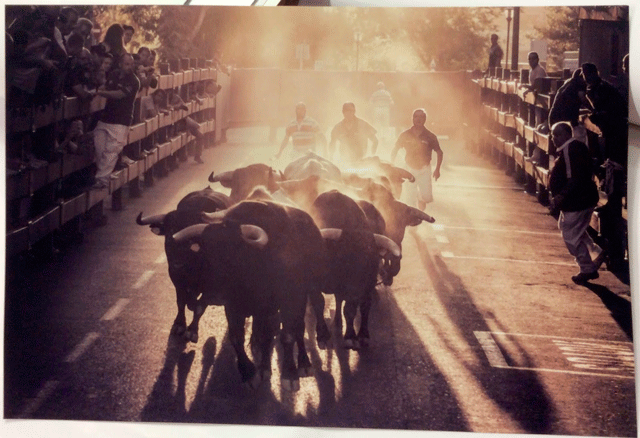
[140,293,471,431]
[582,283,633,340]
[411,232,561,435]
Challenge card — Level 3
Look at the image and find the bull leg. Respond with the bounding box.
[252,312,277,388]
[343,301,359,350]
[309,291,330,349]
[184,301,206,343]
[279,311,302,392]
[225,306,256,387]
[294,315,313,378]
[171,288,188,336]
[357,294,373,348]
[333,296,344,333]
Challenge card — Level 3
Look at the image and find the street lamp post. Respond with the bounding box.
[505,8,512,72]
[354,31,363,71]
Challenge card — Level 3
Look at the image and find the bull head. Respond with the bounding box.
[136,212,167,235]
[209,170,234,188]
[173,223,269,251]
[320,228,401,258]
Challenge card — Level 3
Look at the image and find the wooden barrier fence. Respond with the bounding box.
[6,59,230,258]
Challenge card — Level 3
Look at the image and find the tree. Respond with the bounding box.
[402,7,500,71]
[530,6,580,71]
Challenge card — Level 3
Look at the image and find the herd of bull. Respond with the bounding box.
[136,152,436,391]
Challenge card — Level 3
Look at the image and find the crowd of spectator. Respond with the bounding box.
[6,5,225,202]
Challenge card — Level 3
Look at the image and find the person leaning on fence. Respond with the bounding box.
[275,102,325,160]
[581,62,628,270]
[548,68,588,144]
[548,122,605,285]
[390,108,443,211]
[329,102,378,164]
[91,52,140,189]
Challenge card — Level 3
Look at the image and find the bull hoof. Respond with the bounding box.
[282,378,301,392]
[184,330,199,343]
[298,365,313,378]
[171,323,186,336]
[343,338,360,350]
[317,340,328,350]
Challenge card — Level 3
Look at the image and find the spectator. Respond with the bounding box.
[135,46,158,89]
[99,23,126,71]
[527,51,546,85]
[53,6,78,56]
[487,33,503,71]
[548,68,588,144]
[328,102,378,164]
[614,54,629,118]
[548,122,604,284]
[91,52,140,189]
[65,32,85,59]
[581,62,628,270]
[275,102,325,161]
[369,81,394,143]
[67,17,93,47]
[122,24,134,50]
[64,47,96,101]
[167,88,205,163]
[390,108,443,210]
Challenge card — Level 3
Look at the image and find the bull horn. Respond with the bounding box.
[410,207,436,223]
[320,228,343,241]
[173,224,208,242]
[209,170,233,183]
[201,210,227,223]
[240,224,268,249]
[396,167,415,182]
[136,212,166,225]
[374,234,402,258]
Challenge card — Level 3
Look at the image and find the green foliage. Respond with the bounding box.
[90,5,500,72]
[531,6,580,71]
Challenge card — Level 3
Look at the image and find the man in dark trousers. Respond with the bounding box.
[582,62,628,270]
[92,52,140,189]
[328,102,378,164]
[549,122,604,284]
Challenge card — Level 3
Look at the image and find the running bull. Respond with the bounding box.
[136,186,230,342]
[173,198,330,390]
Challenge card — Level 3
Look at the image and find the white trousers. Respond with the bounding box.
[93,121,129,184]
[559,209,602,274]
[402,163,433,207]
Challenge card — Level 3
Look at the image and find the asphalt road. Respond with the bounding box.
[3,128,635,437]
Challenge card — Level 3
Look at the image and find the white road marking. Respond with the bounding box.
[442,254,575,267]
[101,298,131,321]
[437,183,523,190]
[475,331,635,379]
[133,270,154,289]
[17,380,60,418]
[435,235,449,244]
[441,251,454,258]
[155,253,167,264]
[474,331,509,367]
[433,225,559,236]
[64,332,100,363]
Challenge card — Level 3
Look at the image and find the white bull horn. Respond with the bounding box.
[209,170,234,183]
[173,224,208,242]
[410,207,436,223]
[240,224,268,249]
[201,210,227,223]
[396,167,415,182]
[320,228,343,241]
[136,212,166,225]
[374,234,402,258]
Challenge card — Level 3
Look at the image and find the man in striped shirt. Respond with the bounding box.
[275,102,324,161]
